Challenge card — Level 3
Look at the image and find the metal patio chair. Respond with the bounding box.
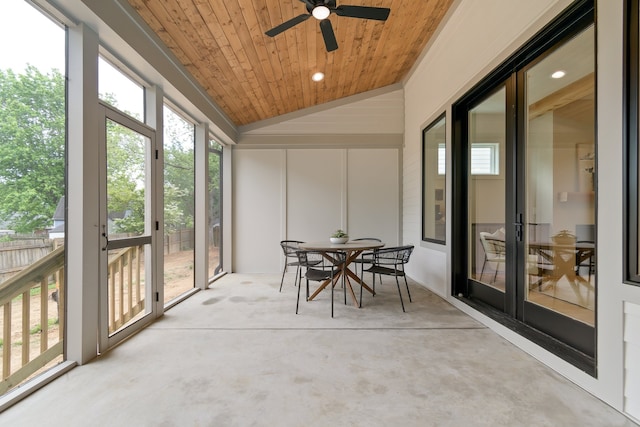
[360,245,414,312]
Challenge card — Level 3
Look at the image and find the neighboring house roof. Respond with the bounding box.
[49,223,65,233]
[53,196,65,221]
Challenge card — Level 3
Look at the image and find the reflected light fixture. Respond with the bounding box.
[312,72,325,82]
[312,5,331,20]
[551,70,566,79]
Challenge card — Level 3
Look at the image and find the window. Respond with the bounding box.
[163,104,195,302]
[471,143,500,175]
[98,56,144,121]
[438,144,446,175]
[422,113,446,243]
[208,139,222,279]
[626,0,640,284]
[0,0,66,395]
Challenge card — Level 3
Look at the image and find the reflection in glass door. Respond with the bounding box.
[523,26,596,327]
[453,2,595,367]
[468,87,507,309]
[100,105,156,350]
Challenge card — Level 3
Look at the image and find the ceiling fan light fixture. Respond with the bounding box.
[312,5,331,20]
[312,72,325,82]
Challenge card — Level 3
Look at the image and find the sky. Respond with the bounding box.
[1,0,65,72]
[1,0,145,118]
[1,1,201,144]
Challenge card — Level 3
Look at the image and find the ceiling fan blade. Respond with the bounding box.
[299,0,316,9]
[320,19,338,52]
[265,14,311,37]
[334,5,390,21]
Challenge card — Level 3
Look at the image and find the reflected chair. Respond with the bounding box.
[575,244,595,282]
[479,231,506,284]
[279,240,304,292]
[575,224,595,282]
[296,250,346,317]
[359,245,414,312]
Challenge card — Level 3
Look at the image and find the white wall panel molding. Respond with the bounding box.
[235,134,403,149]
[233,146,401,272]
[624,302,640,422]
[232,150,283,272]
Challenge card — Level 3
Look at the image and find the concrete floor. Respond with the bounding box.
[2,273,638,426]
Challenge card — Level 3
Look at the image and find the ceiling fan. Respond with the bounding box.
[265,0,391,52]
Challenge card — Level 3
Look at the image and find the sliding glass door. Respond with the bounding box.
[521,25,595,354]
[452,2,595,369]
[467,87,508,310]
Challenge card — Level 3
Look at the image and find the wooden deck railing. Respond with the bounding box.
[0,244,145,395]
[0,246,64,395]
[107,245,146,333]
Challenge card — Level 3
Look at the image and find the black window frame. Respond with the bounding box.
[625,0,640,285]
[421,112,447,244]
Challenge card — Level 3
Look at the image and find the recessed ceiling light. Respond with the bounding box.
[312,72,324,82]
[551,70,566,79]
[312,6,331,20]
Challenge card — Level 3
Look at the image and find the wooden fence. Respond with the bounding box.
[0,239,54,284]
[164,228,194,255]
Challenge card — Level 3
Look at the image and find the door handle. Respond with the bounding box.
[101,225,109,251]
[514,214,523,242]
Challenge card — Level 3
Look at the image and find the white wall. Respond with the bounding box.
[402,0,640,418]
[598,0,640,417]
[233,146,401,273]
[239,86,404,136]
[347,149,400,245]
[233,89,404,273]
[624,302,640,420]
[233,150,283,273]
[404,0,574,295]
[287,149,344,241]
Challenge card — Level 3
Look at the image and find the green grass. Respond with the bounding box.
[0,317,58,349]
[30,282,57,297]
[12,282,58,301]
[29,317,58,335]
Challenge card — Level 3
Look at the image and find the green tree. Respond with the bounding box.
[0,66,212,238]
[0,66,65,233]
[163,108,194,233]
[208,143,221,225]
[105,118,146,234]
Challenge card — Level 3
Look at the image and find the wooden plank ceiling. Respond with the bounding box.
[126,0,454,126]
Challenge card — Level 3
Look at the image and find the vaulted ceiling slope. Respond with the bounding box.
[126,0,454,126]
